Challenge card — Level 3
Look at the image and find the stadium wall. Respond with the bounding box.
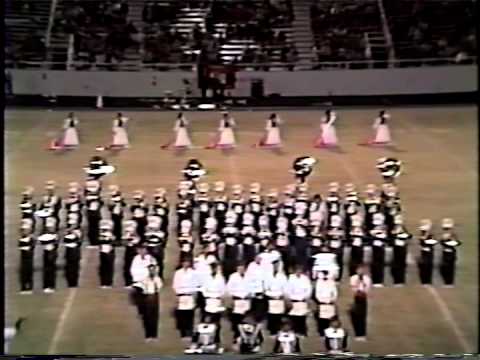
[9,65,477,98]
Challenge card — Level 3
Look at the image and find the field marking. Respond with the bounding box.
[426,286,473,352]
[401,120,476,177]
[47,249,92,354]
[334,150,473,353]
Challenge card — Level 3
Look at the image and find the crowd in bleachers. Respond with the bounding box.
[310,0,380,64]
[383,0,476,63]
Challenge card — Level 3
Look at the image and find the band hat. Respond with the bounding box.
[394,214,404,225]
[22,186,34,196]
[21,218,34,230]
[268,189,278,197]
[45,180,56,190]
[442,218,454,229]
[133,190,145,199]
[214,181,225,192]
[373,213,385,225]
[419,219,432,231]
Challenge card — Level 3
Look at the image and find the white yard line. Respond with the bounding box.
[47,248,92,354]
[333,150,472,352]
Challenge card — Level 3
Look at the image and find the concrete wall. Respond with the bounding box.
[9,65,477,97]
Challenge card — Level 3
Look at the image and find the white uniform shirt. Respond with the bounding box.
[173,267,199,295]
[315,278,338,303]
[202,272,226,298]
[246,262,266,294]
[265,271,288,298]
[226,272,252,298]
[350,274,372,294]
[140,276,163,295]
[130,254,158,283]
[194,254,217,287]
[286,274,312,301]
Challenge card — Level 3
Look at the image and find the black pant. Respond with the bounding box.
[350,294,367,337]
[440,257,456,285]
[418,252,434,284]
[371,246,385,284]
[175,309,194,338]
[315,316,331,337]
[230,313,245,339]
[43,249,57,289]
[289,315,307,336]
[391,246,407,284]
[19,250,34,291]
[349,247,364,276]
[142,293,159,338]
[65,247,81,287]
[112,215,123,244]
[99,251,115,286]
[252,296,267,322]
[124,246,137,286]
[334,248,344,280]
[148,246,165,279]
[134,217,147,242]
[87,215,100,246]
[267,313,284,335]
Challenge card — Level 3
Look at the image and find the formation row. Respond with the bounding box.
[50,110,394,151]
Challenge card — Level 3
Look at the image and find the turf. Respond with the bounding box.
[4,107,478,355]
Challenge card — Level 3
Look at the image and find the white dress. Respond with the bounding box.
[217,118,236,147]
[112,117,129,147]
[62,118,79,147]
[372,116,391,143]
[321,114,338,145]
[264,118,282,146]
[174,118,192,148]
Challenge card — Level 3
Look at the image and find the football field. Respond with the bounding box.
[5,106,478,355]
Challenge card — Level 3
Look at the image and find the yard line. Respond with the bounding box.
[48,248,93,354]
[426,286,472,352]
[333,150,473,353]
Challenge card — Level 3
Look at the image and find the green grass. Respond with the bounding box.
[5,107,478,355]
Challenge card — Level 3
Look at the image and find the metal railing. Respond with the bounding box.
[7,56,477,71]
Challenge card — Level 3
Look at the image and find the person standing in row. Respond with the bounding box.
[173,259,198,344]
[19,186,36,230]
[370,213,387,287]
[286,266,312,337]
[38,217,59,293]
[227,264,252,340]
[265,260,288,336]
[85,179,103,247]
[109,185,126,245]
[18,219,35,294]
[98,220,115,288]
[314,271,338,337]
[123,221,141,287]
[63,215,82,288]
[417,219,437,285]
[145,217,167,279]
[131,190,149,242]
[133,264,163,342]
[390,214,412,286]
[201,262,226,325]
[439,218,461,287]
[349,265,371,341]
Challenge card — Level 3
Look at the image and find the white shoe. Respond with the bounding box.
[355,336,367,342]
[44,288,55,293]
[442,285,454,288]
[373,284,384,288]
[393,284,404,287]
[100,286,112,289]
[86,245,98,249]
[20,290,33,295]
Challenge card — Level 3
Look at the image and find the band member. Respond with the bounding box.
[19,186,36,229]
[172,112,192,149]
[65,182,83,227]
[130,245,158,287]
[291,216,310,270]
[237,316,264,354]
[201,262,226,323]
[196,183,211,234]
[208,112,236,149]
[325,319,349,354]
[131,190,148,242]
[173,258,198,342]
[273,321,301,354]
[258,113,282,148]
[62,112,80,148]
[85,182,103,247]
[326,215,345,280]
[343,184,362,243]
[185,316,223,354]
[325,182,341,226]
[63,217,82,288]
[182,159,206,183]
[365,110,391,145]
[370,213,387,287]
[226,264,253,339]
[286,266,312,336]
[439,218,461,287]
[132,264,163,341]
[265,260,288,335]
[417,219,438,285]
[145,216,167,279]
[248,182,264,230]
[349,216,366,276]
[315,109,338,148]
[108,185,125,245]
[152,188,169,236]
[383,186,402,238]
[266,190,280,233]
[219,217,241,279]
[349,265,371,340]
[376,157,402,184]
[38,181,62,232]
[245,256,267,322]
[291,156,316,184]
[84,155,115,180]
[112,112,129,148]
[241,218,259,265]
[98,220,115,288]
[38,217,59,293]
[178,220,194,263]
[314,271,338,337]
[18,220,35,294]
[123,221,141,287]
[390,215,412,286]
[363,184,381,232]
[176,191,194,234]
